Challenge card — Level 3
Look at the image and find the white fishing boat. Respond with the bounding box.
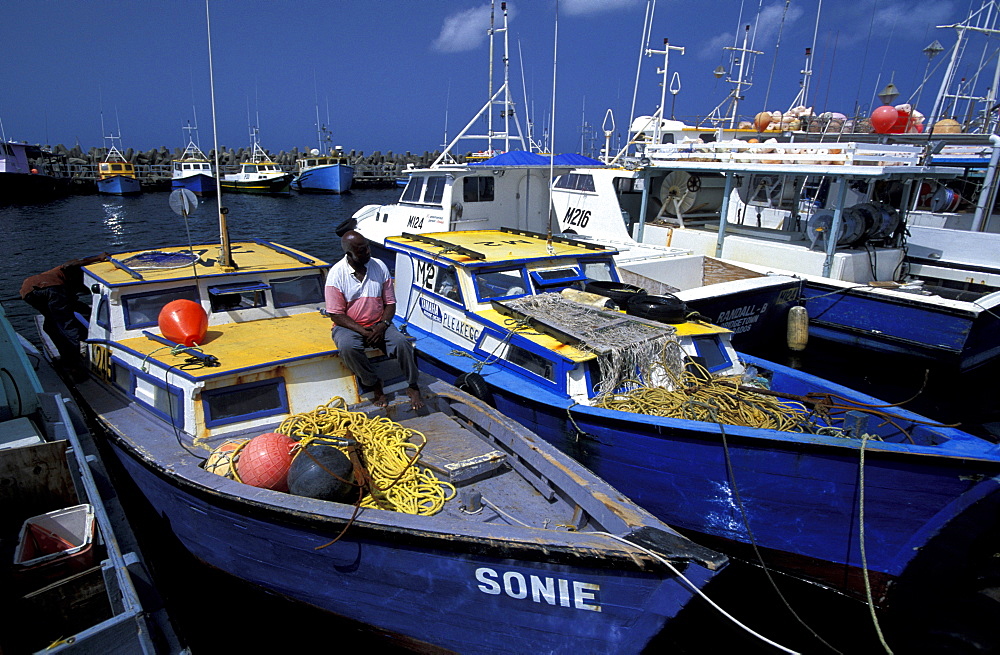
[220,127,293,195]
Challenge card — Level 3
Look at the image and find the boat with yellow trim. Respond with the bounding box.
[96,142,140,196]
[383,227,1000,625]
[43,226,728,653]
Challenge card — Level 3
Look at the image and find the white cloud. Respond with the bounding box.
[432,5,497,53]
[562,0,641,16]
[697,1,804,59]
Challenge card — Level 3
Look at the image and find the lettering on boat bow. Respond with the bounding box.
[474,567,602,612]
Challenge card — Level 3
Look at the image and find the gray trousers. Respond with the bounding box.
[332,324,419,388]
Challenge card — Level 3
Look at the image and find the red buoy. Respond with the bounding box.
[870,105,898,134]
[236,433,297,491]
[158,299,207,347]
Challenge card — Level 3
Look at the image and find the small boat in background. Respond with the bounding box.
[293,118,353,194]
[170,123,216,196]
[220,127,293,194]
[0,303,182,654]
[96,137,140,196]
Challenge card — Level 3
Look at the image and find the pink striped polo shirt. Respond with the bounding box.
[324,256,395,327]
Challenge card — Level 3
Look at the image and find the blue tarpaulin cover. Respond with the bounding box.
[552,153,605,166]
[469,151,550,166]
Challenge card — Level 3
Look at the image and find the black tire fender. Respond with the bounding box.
[455,372,494,406]
[626,294,689,324]
[583,280,647,308]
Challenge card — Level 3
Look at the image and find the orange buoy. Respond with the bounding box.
[205,439,249,479]
[158,299,207,346]
[237,433,297,491]
[754,112,772,132]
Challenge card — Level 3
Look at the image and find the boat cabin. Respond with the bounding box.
[385,228,743,405]
[79,241,362,442]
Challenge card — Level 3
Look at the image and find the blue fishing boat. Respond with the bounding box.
[381,228,1000,620]
[44,224,728,653]
[0,304,181,653]
[293,147,353,193]
[170,125,216,196]
[96,141,140,196]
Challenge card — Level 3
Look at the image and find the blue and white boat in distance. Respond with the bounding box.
[382,227,1000,637]
[96,142,141,195]
[171,135,216,196]
[293,146,354,194]
[56,235,728,654]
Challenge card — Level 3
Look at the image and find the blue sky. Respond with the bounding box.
[0,0,980,157]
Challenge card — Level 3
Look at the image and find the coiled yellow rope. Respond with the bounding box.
[594,362,826,433]
[277,398,456,515]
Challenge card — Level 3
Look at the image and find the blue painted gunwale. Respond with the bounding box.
[81,375,723,655]
[96,175,141,195]
[402,316,1000,604]
[801,281,1000,371]
[294,163,355,193]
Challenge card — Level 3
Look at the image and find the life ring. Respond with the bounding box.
[626,294,688,324]
[455,372,493,405]
[583,280,647,309]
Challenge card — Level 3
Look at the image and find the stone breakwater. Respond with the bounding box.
[35,143,442,171]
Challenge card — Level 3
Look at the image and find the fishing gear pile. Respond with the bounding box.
[500,292,685,395]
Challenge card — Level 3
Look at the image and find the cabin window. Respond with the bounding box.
[111,164,124,172]
[135,374,183,424]
[473,268,528,301]
[96,296,110,330]
[202,378,288,428]
[433,266,461,301]
[424,176,447,204]
[122,286,200,329]
[690,335,733,373]
[530,267,587,291]
[112,360,131,392]
[507,344,555,382]
[271,274,325,308]
[208,281,268,312]
[553,173,595,192]
[184,164,192,170]
[463,176,495,202]
[580,259,615,282]
[401,177,424,202]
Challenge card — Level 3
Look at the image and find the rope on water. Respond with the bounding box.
[278,397,456,516]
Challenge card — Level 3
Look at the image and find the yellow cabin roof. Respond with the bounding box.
[87,241,328,287]
[118,311,335,379]
[386,230,616,267]
[474,307,596,362]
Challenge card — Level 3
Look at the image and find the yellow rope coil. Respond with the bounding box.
[594,364,823,433]
[277,398,456,515]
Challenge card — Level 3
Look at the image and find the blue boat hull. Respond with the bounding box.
[801,281,1000,372]
[96,175,141,195]
[172,174,216,196]
[294,164,354,193]
[410,329,1000,603]
[99,414,714,654]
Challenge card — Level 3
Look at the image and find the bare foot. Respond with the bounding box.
[372,382,388,408]
[406,386,425,411]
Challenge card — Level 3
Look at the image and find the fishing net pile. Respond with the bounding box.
[501,293,685,395]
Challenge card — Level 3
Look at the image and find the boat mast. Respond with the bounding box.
[432,1,527,165]
[788,0,821,112]
[205,0,233,269]
[930,1,1000,132]
[704,25,763,129]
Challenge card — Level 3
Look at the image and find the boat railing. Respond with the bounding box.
[642,141,925,168]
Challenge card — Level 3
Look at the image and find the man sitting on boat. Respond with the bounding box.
[326,230,424,410]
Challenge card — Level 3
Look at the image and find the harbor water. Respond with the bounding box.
[2,191,997,653]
